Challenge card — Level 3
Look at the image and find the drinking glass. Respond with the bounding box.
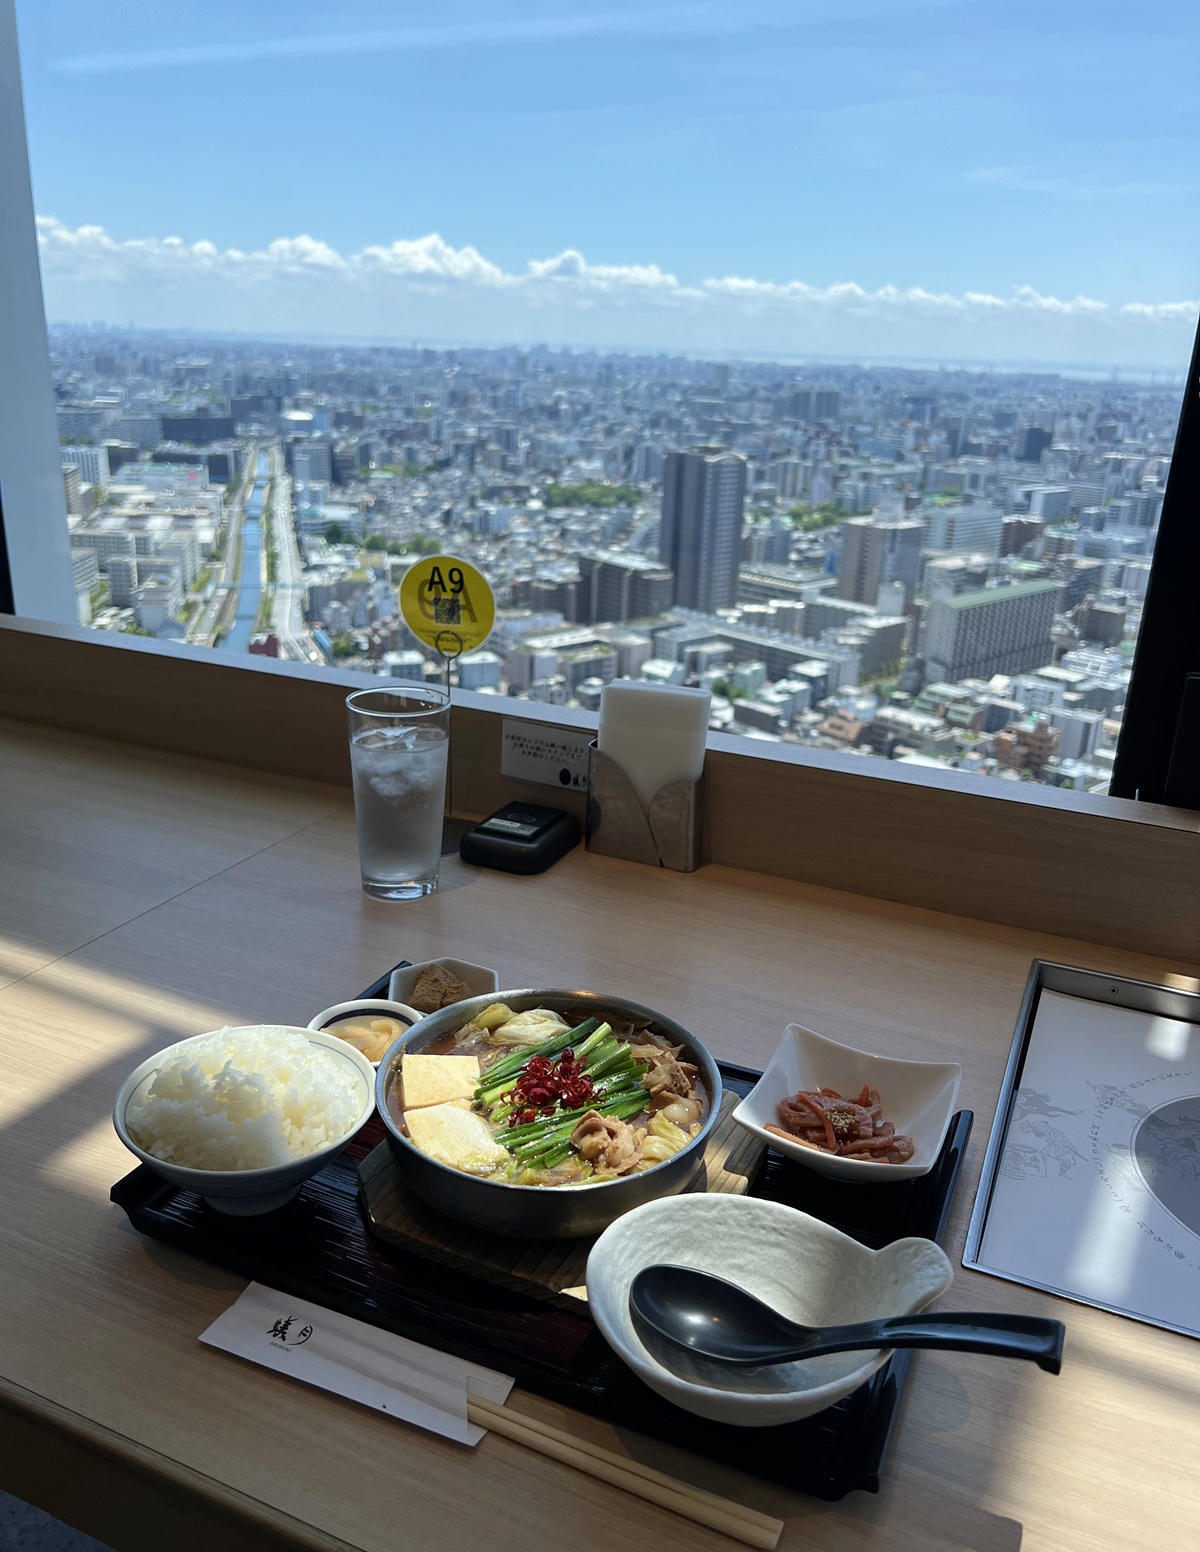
[346,685,450,899]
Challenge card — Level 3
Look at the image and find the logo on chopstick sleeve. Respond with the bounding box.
[267,1315,313,1347]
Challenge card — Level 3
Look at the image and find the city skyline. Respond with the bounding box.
[17,0,1200,369]
[54,324,1168,799]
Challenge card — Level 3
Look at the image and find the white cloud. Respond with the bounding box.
[34,216,1198,368]
[357,235,503,285]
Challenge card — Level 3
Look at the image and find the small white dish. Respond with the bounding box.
[113,1026,375,1216]
[587,1193,953,1426]
[732,1024,961,1181]
[389,957,499,1010]
[306,998,421,1067]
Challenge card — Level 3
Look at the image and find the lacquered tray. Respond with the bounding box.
[110,963,973,1500]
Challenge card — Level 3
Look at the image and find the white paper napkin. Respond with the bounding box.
[200,1282,513,1445]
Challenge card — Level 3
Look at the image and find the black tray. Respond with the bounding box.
[111,964,973,1501]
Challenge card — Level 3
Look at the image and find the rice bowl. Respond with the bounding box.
[114,1025,375,1215]
[125,1026,364,1170]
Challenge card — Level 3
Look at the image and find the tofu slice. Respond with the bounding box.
[401,1053,481,1110]
[405,1103,510,1172]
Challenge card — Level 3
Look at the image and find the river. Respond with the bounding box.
[221,450,269,652]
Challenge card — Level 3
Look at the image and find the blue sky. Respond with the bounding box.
[16,0,1200,366]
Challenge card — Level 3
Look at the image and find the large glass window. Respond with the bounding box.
[8,0,1200,795]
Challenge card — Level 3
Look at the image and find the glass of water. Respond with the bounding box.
[346,685,450,900]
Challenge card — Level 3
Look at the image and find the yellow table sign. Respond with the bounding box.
[399,555,495,658]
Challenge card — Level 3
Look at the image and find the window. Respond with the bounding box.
[4,0,1199,800]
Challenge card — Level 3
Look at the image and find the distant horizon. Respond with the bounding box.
[35,216,1198,377]
[46,313,1191,388]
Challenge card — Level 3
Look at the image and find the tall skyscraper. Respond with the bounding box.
[924,579,1057,683]
[838,517,923,607]
[659,448,747,612]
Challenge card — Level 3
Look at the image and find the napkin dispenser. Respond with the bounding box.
[585,743,704,871]
[586,680,710,872]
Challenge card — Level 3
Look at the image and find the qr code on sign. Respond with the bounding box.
[433,596,462,625]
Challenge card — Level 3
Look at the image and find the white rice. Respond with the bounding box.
[126,1027,363,1171]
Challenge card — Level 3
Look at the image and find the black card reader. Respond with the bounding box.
[458,801,581,875]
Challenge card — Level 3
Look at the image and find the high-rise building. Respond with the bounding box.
[576,551,674,624]
[1108,490,1160,530]
[1062,557,1107,609]
[56,404,106,440]
[293,439,333,485]
[69,529,136,567]
[70,548,100,593]
[941,414,968,458]
[659,449,746,612]
[107,555,140,607]
[1028,486,1071,521]
[109,414,162,449]
[838,517,923,607]
[924,580,1058,684]
[741,520,791,566]
[924,503,1004,555]
[103,440,141,476]
[768,458,806,501]
[61,445,110,488]
[160,411,235,444]
[1047,706,1105,761]
[512,577,579,621]
[813,388,842,421]
[1017,426,1053,463]
[457,650,503,691]
[61,464,83,516]
[1001,515,1046,556]
[632,443,664,482]
[134,570,184,633]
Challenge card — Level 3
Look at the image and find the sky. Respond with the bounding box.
[15,0,1200,369]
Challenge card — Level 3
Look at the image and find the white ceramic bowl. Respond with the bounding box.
[586,1194,953,1426]
[306,998,421,1067]
[113,1026,376,1216]
[389,957,499,1010]
[732,1024,962,1181]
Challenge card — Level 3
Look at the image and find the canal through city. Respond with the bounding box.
[222,450,268,652]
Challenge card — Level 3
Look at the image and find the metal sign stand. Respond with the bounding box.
[398,557,496,860]
[435,628,469,855]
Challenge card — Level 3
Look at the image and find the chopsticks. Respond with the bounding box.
[468,1395,784,1550]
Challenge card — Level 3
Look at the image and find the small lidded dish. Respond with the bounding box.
[307,999,420,1067]
[732,1024,961,1182]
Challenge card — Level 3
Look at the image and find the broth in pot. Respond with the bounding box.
[386,1002,710,1187]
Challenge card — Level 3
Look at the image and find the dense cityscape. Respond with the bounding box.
[52,327,1181,793]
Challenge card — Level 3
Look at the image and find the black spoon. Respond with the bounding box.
[630,1265,1064,1374]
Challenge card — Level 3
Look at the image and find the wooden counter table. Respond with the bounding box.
[2,716,1198,1552]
